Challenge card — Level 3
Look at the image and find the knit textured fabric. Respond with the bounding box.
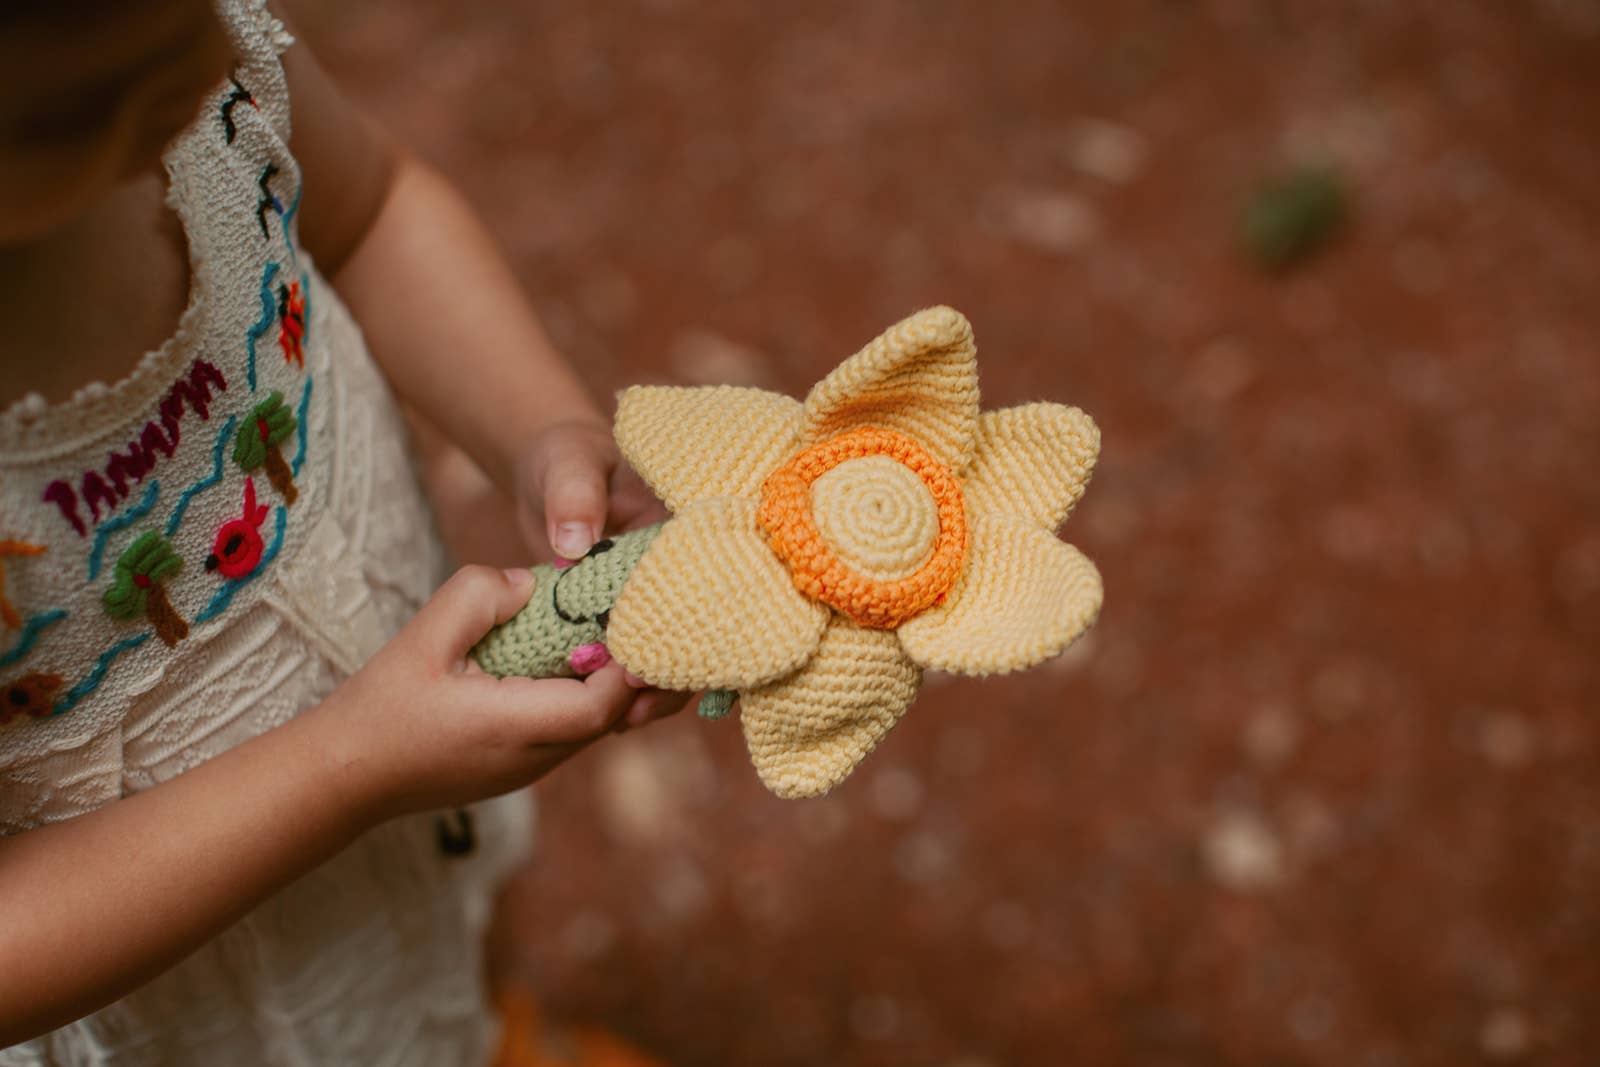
[605,305,1104,799]
[0,4,525,1062]
[464,307,1103,799]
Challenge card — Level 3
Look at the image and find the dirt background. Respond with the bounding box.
[306,2,1600,1064]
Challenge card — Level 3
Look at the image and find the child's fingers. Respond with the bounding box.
[419,565,537,665]
[577,664,638,734]
[620,687,693,729]
[533,439,610,559]
[491,663,636,741]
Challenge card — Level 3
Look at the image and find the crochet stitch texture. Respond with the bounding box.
[470,306,1103,799]
[0,3,525,1061]
[472,527,659,680]
[629,306,1105,796]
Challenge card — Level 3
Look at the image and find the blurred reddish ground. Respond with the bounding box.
[308,2,1600,1064]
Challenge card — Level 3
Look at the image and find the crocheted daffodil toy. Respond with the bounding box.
[473,306,1102,798]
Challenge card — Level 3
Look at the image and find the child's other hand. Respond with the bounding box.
[514,418,665,561]
[318,565,685,820]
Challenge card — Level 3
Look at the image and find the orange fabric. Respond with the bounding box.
[0,539,47,629]
[493,987,668,1067]
[756,425,968,629]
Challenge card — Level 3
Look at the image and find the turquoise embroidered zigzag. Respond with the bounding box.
[244,262,281,392]
[166,414,238,536]
[0,610,68,669]
[87,481,161,580]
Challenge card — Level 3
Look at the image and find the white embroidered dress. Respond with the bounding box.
[0,5,525,1064]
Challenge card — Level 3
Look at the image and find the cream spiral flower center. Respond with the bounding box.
[809,455,940,582]
[756,424,969,629]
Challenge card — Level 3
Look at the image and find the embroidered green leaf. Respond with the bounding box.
[234,392,295,465]
[101,530,189,647]
[233,392,300,505]
[233,425,267,470]
[102,571,147,620]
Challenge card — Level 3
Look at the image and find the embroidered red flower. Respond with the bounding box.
[206,478,270,579]
[278,280,306,368]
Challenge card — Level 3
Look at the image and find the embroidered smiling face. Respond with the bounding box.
[604,306,1104,798]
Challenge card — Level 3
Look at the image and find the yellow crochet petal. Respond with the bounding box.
[614,386,804,511]
[607,498,829,690]
[963,403,1101,531]
[740,619,921,799]
[897,512,1101,676]
[803,306,979,469]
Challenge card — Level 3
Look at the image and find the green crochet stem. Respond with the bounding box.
[469,522,736,719]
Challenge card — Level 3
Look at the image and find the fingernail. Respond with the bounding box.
[554,523,593,559]
[623,671,649,689]
[552,557,574,570]
[627,702,652,727]
[568,642,610,675]
[501,567,534,587]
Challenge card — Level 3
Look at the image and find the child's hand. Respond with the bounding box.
[513,418,666,560]
[317,565,685,820]
[0,564,689,1043]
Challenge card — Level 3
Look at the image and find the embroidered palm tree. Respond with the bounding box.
[234,392,298,504]
[103,531,189,647]
[0,539,47,629]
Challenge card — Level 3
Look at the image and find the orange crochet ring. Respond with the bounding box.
[756,426,969,629]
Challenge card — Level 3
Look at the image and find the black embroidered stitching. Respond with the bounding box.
[220,77,254,144]
[255,163,282,239]
[549,538,615,625]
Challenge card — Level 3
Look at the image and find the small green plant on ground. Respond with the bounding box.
[1242,165,1348,270]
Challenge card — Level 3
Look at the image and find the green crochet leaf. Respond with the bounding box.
[696,689,737,720]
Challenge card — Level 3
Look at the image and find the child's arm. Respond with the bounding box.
[0,566,678,1045]
[281,39,654,562]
